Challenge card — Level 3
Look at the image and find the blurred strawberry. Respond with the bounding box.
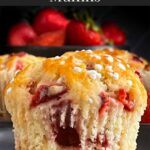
[8,22,37,46]
[31,30,65,46]
[102,22,126,45]
[141,92,150,123]
[66,20,105,46]
[33,8,69,35]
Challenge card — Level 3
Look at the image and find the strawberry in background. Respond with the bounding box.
[66,11,105,46]
[33,8,69,35]
[8,22,36,46]
[31,30,65,46]
[67,20,105,46]
[101,22,126,45]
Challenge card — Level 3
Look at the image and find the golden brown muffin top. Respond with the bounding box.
[5,50,147,113]
[64,48,148,71]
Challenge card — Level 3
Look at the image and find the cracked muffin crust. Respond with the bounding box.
[4,50,147,150]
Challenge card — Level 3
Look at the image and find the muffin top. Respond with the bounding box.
[94,48,148,71]
[64,48,148,71]
[5,50,147,114]
[0,52,44,72]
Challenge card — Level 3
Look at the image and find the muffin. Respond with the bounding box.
[4,50,147,150]
[93,48,150,122]
[0,54,9,117]
[0,52,45,119]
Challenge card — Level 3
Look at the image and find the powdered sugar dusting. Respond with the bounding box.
[10,78,14,83]
[88,98,93,103]
[87,70,102,80]
[107,47,114,52]
[86,50,93,53]
[109,72,119,80]
[118,63,126,71]
[54,56,60,59]
[75,50,79,52]
[127,80,133,86]
[73,66,82,73]
[60,61,65,65]
[6,87,12,94]
[92,55,101,60]
[14,70,20,76]
[94,64,103,71]
[113,73,119,80]
[106,55,114,62]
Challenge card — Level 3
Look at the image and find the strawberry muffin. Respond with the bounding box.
[0,52,45,119]
[4,50,147,150]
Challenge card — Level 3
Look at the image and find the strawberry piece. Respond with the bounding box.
[135,71,142,82]
[15,61,24,71]
[8,22,37,46]
[31,30,65,46]
[31,84,67,107]
[33,8,69,35]
[56,127,80,147]
[66,20,105,46]
[141,92,150,123]
[98,134,108,148]
[118,89,134,111]
[132,55,143,63]
[99,92,110,116]
[102,22,126,45]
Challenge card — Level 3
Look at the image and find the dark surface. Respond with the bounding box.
[0,124,150,150]
[4,45,129,57]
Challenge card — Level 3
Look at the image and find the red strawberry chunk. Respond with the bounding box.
[135,71,143,83]
[118,89,134,111]
[99,92,110,116]
[96,133,108,149]
[56,127,80,147]
[30,84,67,107]
[132,55,143,63]
[15,61,24,71]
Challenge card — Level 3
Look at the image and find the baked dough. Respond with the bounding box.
[4,50,147,150]
[0,52,44,118]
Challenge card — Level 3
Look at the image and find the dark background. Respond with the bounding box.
[0,6,150,60]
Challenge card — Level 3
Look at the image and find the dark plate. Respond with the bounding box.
[3,45,130,57]
[0,123,149,150]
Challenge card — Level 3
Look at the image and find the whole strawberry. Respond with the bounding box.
[66,19,105,46]
[33,8,69,35]
[102,22,126,45]
[8,22,37,46]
